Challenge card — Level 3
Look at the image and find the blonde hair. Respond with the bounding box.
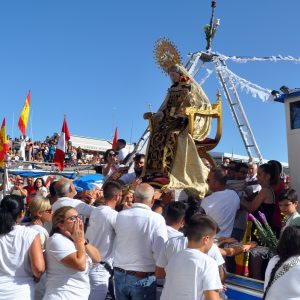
[28,196,51,217]
[50,206,75,236]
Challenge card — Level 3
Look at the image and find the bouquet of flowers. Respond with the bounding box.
[249,211,278,254]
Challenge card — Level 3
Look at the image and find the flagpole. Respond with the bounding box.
[11,112,14,140]
[30,110,33,141]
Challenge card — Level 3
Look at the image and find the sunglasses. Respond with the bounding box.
[64,215,83,222]
[108,153,116,157]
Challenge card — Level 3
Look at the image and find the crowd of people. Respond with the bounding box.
[0,62,298,300]
[5,134,103,165]
[0,149,299,300]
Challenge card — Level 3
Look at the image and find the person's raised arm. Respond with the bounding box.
[240,188,268,213]
[29,234,45,280]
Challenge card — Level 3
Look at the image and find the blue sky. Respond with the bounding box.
[1,0,299,163]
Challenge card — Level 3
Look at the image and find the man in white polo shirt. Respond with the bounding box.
[52,178,93,217]
[113,183,168,300]
[201,167,240,238]
[86,181,122,300]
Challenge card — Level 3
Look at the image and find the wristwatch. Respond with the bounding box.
[84,239,89,246]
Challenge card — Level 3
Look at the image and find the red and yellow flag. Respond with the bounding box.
[0,118,8,166]
[18,90,31,137]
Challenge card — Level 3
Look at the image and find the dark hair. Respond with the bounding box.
[134,153,145,162]
[117,139,126,146]
[263,226,300,299]
[279,188,298,203]
[184,197,206,226]
[104,149,115,162]
[236,162,248,172]
[152,200,165,212]
[49,181,58,198]
[103,181,122,200]
[166,201,187,226]
[34,177,46,189]
[0,195,24,234]
[185,215,218,242]
[268,160,283,174]
[259,163,279,186]
[210,167,227,186]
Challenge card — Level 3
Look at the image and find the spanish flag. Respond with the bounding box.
[0,118,8,166]
[18,91,31,137]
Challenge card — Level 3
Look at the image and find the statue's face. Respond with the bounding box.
[169,71,180,83]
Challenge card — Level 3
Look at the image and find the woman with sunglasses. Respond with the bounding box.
[44,206,100,300]
[102,148,119,178]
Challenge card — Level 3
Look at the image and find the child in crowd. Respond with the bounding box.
[161,215,222,300]
[279,188,300,233]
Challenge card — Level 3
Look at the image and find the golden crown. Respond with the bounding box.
[154,38,182,74]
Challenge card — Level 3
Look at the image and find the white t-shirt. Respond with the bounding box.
[0,225,38,299]
[119,172,136,185]
[44,233,91,300]
[201,189,240,238]
[85,205,117,264]
[264,255,300,300]
[118,148,129,162]
[29,224,49,250]
[161,248,223,300]
[156,236,224,269]
[36,186,48,197]
[114,203,168,272]
[52,197,94,218]
[167,225,183,240]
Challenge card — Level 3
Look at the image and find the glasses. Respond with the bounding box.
[108,153,116,157]
[64,215,83,222]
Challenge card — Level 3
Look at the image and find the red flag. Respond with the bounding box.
[18,91,31,137]
[112,127,118,150]
[0,118,8,166]
[54,116,70,171]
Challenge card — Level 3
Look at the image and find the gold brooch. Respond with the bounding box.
[154,38,182,75]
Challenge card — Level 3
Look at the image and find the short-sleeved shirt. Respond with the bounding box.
[114,203,168,272]
[85,205,117,264]
[44,233,91,300]
[161,248,223,300]
[201,189,240,238]
[0,225,38,298]
[156,236,224,269]
[264,255,300,300]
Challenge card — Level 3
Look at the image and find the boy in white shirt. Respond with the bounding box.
[161,215,222,300]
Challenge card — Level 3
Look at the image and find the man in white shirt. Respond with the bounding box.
[113,183,168,300]
[52,178,94,217]
[86,181,122,300]
[119,154,145,185]
[116,139,129,164]
[161,215,223,300]
[246,162,261,195]
[201,168,240,238]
